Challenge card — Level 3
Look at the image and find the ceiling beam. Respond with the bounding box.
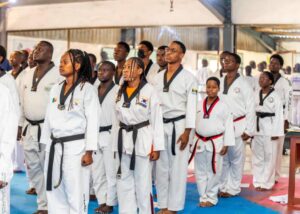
[240,27,276,52]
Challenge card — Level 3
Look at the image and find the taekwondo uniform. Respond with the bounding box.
[91,82,118,207]
[219,73,255,196]
[153,65,197,211]
[0,83,18,214]
[291,72,300,126]
[192,96,235,205]
[3,71,25,172]
[19,63,61,211]
[252,88,284,189]
[112,81,164,214]
[273,75,292,180]
[41,81,99,214]
[144,60,160,84]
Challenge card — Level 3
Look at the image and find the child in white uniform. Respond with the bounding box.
[192,77,235,207]
[252,72,284,190]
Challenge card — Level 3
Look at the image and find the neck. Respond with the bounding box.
[271,71,280,78]
[226,70,238,78]
[36,60,51,71]
[12,65,20,71]
[167,62,181,73]
[159,65,167,70]
[65,74,78,86]
[143,58,150,67]
[128,77,140,88]
[207,96,218,105]
[117,60,126,68]
[261,86,271,94]
[101,79,113,88]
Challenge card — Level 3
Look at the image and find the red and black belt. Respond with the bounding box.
[233,115,246,123]
[188,132,223,174]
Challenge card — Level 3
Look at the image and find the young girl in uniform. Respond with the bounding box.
[192,77,235,207]
[113,57,164,214]
[41,49,100,213]
[252,71,284,191]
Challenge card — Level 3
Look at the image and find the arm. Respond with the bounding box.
[243,81,256,137]
[272,94,284,138]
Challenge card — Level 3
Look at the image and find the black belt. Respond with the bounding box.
[117,120,150,178]
[46,133,85,191]
[22,118,44,151]
[163,115,185,156]
[256,112,275,132]
[99,125,112,132]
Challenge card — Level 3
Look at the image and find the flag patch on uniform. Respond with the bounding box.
[52,97,57,103]
[138,97,148,108]
[192,88,198,94]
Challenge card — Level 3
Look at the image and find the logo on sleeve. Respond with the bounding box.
[234,87,240,93]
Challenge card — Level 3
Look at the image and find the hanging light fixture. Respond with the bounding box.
[170,0,174,12]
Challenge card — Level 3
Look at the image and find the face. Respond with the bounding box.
[114,44,128,62]
[165,42,184,64]
[122,59,142,82]
[156,49,167,68]
[98,63,114,82]
[28,51,37,68]
[137,44,151,59]
[9,52,22,67]
[206,80,219,98]
[202,59,208,67]
[250,61,256,69]
[220,53,228,69]
[33,43,51,62]
[223,55,239,73]
[259,73,272,88]
[269,58,281,73]
[59,52,80,77]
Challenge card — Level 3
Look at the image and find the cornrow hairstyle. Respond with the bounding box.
[66,49,93,110]
[116,57,145,103]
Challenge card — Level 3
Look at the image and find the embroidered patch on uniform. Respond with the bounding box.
[268,97,274,103]
[138,97,148,108]
[52,97,57,103]
[73,99,80,106]
[192,88,198,94]
[234,87,240,93]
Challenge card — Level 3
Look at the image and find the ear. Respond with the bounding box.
[138,67,143,75]
[0,56,3,63]
[74,62,81,72]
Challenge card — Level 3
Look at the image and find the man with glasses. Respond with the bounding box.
[154,41,197,214]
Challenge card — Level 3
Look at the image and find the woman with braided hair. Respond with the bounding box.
[41,49,100,213]
[112,57,164,214]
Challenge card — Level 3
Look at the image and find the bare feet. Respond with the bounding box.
[219,192,234,198]
[95,204,113,213]
[157,208,167,214]
[255,187,261,191]
[26,188,37,195]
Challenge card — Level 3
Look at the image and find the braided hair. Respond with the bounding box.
[116,57,145,103]
[65,49,93,110]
